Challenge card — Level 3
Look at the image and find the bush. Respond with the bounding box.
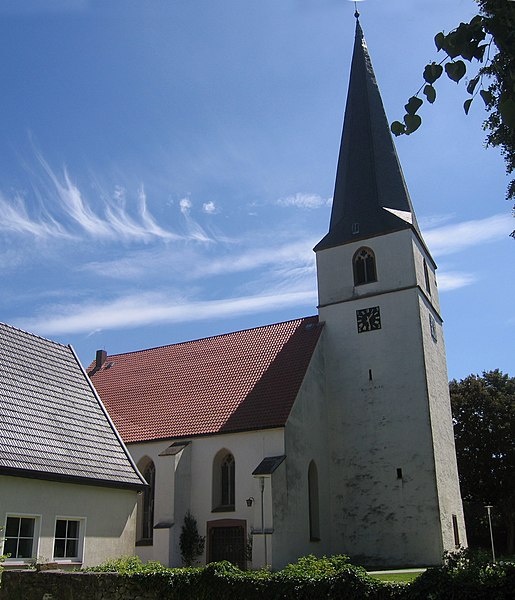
[406,548,515,600]
[86,551,515,600]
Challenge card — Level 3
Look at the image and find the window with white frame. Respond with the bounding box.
[4,516,38,560]
[53,518,83,561]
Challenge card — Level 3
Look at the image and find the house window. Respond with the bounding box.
[4,516,37,559]
[212,450,235,511]
[141,461,156,542]
[308,460,320,541]
[53,519,82,561]
[353,247,377,286]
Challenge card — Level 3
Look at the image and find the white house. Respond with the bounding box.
[0,322,147,568]
[88,17,466,569]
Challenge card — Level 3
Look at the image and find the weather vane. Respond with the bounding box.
[349,0,365,19]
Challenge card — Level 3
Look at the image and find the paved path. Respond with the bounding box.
[368,568,427,575]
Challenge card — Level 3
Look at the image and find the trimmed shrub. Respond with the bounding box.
[406,548,515,600]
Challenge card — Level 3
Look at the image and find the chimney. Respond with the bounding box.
[95,349,107,370]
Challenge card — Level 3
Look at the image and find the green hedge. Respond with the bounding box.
[87,550,514,600]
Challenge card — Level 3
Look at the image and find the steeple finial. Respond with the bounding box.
[354,1,360,20]
[315,15,421,252]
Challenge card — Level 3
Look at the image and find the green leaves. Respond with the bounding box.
[423,84,437,104]
[464,98,473,115]
[423,62,443,84]
[404,114,422,134]
[391,121,406,137]
[392,96,424,136]
[499,97,515,129]
[404,96,423,115]
[466,75,480,95]
[480,89,494,107]
[445,60,466,83]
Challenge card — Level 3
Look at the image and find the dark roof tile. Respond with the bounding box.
[0,322,145,489]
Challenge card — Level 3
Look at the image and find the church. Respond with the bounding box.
[88,17,466,569]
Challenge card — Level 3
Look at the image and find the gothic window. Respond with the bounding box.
[353,247,377,286]
[308,460,320,541]
[137,458,155,544]
[212,450,235,511]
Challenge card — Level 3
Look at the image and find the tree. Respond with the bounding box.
[392,1,515,234]
[450,370,515,554]
[179,511,205,567]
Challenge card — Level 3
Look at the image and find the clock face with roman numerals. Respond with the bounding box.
[356,306,381,333]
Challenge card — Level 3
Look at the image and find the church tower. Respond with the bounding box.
[315,17,466,565]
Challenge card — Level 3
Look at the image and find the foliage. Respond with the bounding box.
[450,370,514,554]
[0,525,7,573]
[86,555,170,574]
[179,511,205,567]
[83,552,515,600]
[391,1,515,230]
[407,547,515,600]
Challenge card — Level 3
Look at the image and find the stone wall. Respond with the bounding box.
[0,570,158,600]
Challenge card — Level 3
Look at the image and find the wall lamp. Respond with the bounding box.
[246,497,254,507]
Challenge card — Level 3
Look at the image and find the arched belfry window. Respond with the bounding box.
[353,247,377,286]
[137,458,155,544]
[308,460,320,541]
[212,450,235,511]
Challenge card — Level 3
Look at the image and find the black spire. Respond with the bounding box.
[315,18,420,251]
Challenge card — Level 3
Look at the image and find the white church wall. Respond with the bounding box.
[272,339,331,569]
[128,428,284,568]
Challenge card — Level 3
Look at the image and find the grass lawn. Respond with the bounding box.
[369,571,424,583]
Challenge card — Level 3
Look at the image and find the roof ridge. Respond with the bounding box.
[0,321,68,350]
[98,315,319,360]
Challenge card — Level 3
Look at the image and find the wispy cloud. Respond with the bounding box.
[437,271,477,291]
[19,289,317,336]
[0,192,71,239]
[277,193,332,209]
[0,152,213,244]
[422,213,512,256]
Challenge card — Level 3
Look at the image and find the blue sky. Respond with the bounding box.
[0,0,512,381]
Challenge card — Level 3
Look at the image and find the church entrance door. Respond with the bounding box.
[207,519,246,569]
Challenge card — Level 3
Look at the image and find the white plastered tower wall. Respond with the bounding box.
[312,15,466,566]
[316,228,466,566]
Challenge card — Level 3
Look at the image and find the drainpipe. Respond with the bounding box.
[260,476,267,567]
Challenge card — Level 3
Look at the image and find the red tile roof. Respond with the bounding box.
[88,316,323,443]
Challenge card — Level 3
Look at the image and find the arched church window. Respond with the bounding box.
[308,460,320,541]
[212,450,235,511]
[137,459,155,544]
[353,247,377,286]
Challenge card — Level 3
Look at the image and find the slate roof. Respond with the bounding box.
[315,19,421,251]
[0,322,146,490]
[88,316,323,444]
